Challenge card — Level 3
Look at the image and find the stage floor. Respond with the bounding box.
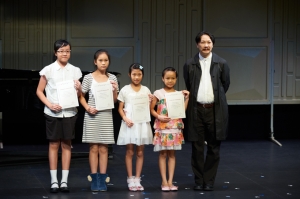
[0,139,300,199]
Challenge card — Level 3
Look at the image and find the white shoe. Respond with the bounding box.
[134,177,144,191]
[127,176,137,191]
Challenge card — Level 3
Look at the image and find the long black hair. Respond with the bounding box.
[93,49,111,77]
[128,63,144,76]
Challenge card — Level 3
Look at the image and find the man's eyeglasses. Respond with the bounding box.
[57,50,71,54]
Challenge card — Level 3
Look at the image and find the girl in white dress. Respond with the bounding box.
[117,63,153,191]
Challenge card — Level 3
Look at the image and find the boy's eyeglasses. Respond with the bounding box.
[57,50,71,54]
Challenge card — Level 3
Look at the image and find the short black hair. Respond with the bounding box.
[53,39,71,61]
[54,39,71,52]
[162,67,178,78]
[195,31,215,45]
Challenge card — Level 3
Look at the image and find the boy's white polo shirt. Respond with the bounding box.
[39,61,82,118]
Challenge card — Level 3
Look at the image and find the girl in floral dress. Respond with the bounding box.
[150,67,189,191]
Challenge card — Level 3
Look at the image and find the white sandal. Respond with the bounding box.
[127,176,137,191]
[134,177,144,191]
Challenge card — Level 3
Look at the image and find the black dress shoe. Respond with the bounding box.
[50,182,59,193]
[193,184,204,190]
[60,182,70,193]
[203,184,214,191]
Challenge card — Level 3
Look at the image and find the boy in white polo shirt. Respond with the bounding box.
[36,39,82,193]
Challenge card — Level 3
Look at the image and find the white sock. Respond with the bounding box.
[61,170,69,187]
[50,170,58,188]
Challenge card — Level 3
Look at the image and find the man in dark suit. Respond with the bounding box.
[183,31,230,191]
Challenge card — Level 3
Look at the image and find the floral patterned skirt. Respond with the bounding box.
[153,128,184,152]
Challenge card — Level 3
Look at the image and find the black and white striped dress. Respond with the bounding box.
[81,73,118,144]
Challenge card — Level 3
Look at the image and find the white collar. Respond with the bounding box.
[198,52,212,61]
[54,60,70,71]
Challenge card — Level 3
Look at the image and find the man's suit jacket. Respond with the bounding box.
[183,52,230,141]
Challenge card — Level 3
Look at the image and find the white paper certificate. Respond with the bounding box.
[131,95,151,123]
[165,92,186,119]
[93,82,114,111]
[56,80,79,109]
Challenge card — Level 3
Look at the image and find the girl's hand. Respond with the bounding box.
[50,103,62,112]
[74,80,82,91]
[157,115,171,123]
[182,90,190,100]
[148,94,154,103]
[123,116,134,128]
[87,106,98,115]
[110,80,118,91]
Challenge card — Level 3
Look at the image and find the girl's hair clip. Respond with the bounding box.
[139,65,143,70]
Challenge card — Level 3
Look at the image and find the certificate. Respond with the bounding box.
[56,80,79,109]
[131,95,151,123]
[165,92,186,119]
[93,82,114,111]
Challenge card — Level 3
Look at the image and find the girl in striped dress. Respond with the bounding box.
[79,49,118,191]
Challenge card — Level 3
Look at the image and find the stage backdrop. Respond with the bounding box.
[0,0,299,104]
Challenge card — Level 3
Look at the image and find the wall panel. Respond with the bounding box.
[67,0,138,89]
[17,0,26,39]
[4,22,12,68]
[140,0,151,88]
[155,41,163,73]
[297,56,300,77]
[214,47,268,103]
[205,0,268,38]
[18,41,25,69]
[287,0,295,39]
[1,0,65,71]
[296,79,300,97]
[0,0,299,103]
[297,25,300,54]
[70,0,134,38]
[274,23,281,86]
[273,0,283,100]
[286,75,293,97]
[275,0,299,103]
